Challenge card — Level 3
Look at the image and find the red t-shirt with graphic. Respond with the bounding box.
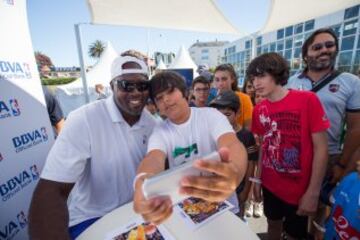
[252,90,330,205]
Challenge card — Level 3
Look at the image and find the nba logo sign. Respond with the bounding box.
[9,98,20,116]
[30,165,40,180]
[40,127,48,141]
[16,211,27,229]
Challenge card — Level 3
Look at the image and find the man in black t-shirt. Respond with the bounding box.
[42,86,64,135]
[210,90,259,219]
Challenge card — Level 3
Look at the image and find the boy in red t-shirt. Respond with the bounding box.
[248,53,330,239]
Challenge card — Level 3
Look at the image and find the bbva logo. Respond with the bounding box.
[0,164,39,201]
[0,60,31,79]
[0,210,27,240]
[12,127,48,152]
[0,99,21,119]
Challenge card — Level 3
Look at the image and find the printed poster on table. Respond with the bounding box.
[174,197,233,230]
[105,217,175,240]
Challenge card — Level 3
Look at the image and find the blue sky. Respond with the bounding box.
[27,0,270,67]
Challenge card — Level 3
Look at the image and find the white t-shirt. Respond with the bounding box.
[41,97,157,226]
[147,107,239,212]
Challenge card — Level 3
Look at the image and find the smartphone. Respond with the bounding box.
[142,151,220,204]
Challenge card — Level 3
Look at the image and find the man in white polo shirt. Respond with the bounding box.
[29,56,157,239]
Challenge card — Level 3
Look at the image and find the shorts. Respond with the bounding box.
[262,187,308,239]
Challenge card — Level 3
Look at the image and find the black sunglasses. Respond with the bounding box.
[116,80,149,92]
[311,41,336,51]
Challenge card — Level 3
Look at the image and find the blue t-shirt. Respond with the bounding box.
[325,172,360,239]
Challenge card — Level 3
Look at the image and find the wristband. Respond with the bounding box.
[335,161,346,169]
[132,172,148,191]
[249,177,262,184]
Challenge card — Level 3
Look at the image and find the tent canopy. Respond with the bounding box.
[156,59,167,70]
[56,41,118,116]
[169,46,199,78]
[57,41,118,95]
[261,0,359,33]
[87,0,240,34]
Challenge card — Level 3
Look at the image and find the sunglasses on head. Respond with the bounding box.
[311,41,336,51]
[116,80,149,92]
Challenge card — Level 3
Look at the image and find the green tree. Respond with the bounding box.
[88,40,105,59]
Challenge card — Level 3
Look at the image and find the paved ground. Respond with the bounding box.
[247,215,267,239]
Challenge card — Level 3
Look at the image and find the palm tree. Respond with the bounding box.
[88,40,105,59]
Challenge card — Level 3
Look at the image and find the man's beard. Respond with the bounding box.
[306,52,337,72]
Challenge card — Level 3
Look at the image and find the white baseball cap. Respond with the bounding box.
[111,55,148,80]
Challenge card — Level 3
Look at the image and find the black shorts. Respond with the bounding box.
[262,187,308,239]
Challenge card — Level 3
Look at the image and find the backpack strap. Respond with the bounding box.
[311,71,341,93]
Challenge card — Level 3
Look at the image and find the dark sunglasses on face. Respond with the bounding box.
[311,41,336,51]
[116,80,149,92]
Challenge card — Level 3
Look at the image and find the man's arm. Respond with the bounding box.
[29,179,74,239]
[133,150,173,225]
[297,131,328,215]
[180,132,248,202]
[333,112,360,182]
[343,146,360,176]
[253,137,263,202]
[136,150,166,175]
[218,132,247,183]
[54,118,65,134]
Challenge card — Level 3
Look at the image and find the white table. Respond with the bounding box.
[77,202,259,240]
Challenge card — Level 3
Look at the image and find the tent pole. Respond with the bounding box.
[74,23,90,103]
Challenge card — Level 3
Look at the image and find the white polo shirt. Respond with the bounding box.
[41,97,157,226]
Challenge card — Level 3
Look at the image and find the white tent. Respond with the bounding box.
[87,0,240,34]
[156,59,167,70]
[169,46,199,78]
[261,0,359,33]
[56,41,118,115]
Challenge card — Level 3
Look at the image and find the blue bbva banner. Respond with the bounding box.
[0,1,54,239]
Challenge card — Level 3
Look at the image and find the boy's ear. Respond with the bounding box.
[184,89,189,99]
[110,80,114,91]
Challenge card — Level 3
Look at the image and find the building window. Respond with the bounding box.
[270,43,276,52]
[295,23,303,34]
[277,40,284,51]
[358,35,360,48]
[262,44,269,53]
[304,20,315,31]
[341,36,355,51]
[285,26,294,37]
[201,49,209,53]
[245,40,252,49]
[294,47,301,58]
[285,38,293,49]
[285,49,292,60]
[354,50,360,64]
[256,36,262,46]
[277,29,284,39]
[338,51,353,66]
[201,56,209,60]
[305,31,313,40]
[294,35,303,47]
[344,5,360,20]
[257,47,262,56]
[343,20,358,36]
[331,25,341,37]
